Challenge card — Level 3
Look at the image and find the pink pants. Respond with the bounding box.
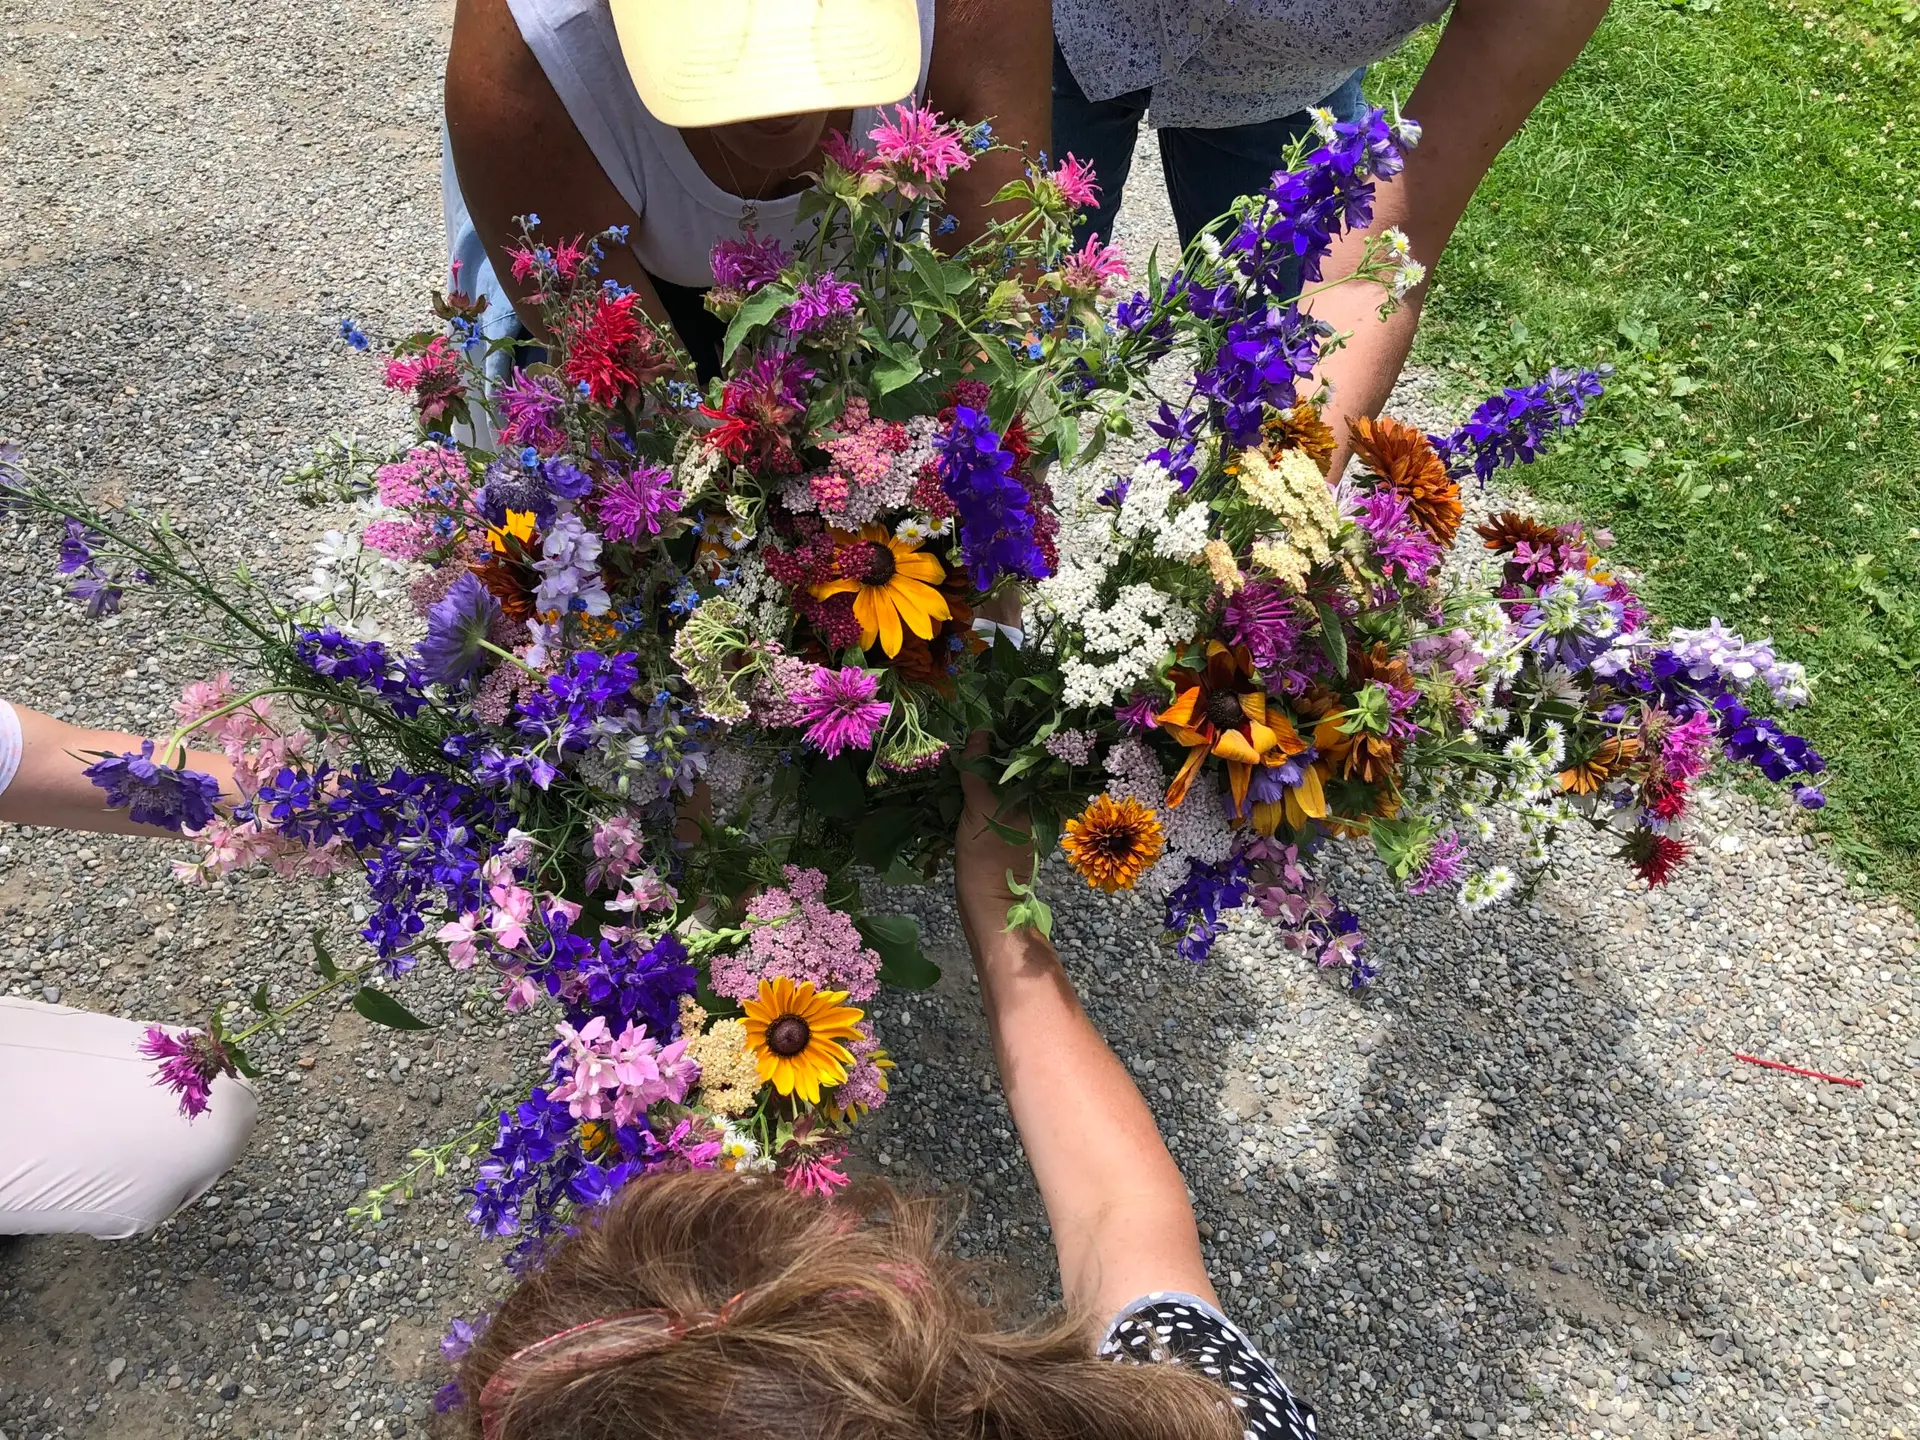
[0,996,258,1237]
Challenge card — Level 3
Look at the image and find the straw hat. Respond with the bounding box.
[610,0,923,128]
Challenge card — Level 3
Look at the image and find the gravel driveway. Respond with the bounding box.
[1,4,1916,1439]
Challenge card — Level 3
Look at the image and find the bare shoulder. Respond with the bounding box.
[446,0,571,150]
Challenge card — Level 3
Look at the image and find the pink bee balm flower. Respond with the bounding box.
[784,1147,852,1198]
[1050,153,1101,209]
[710,230,790,294]
[597,463,683,543]
[1059,235,1129,298]
[821,129,877,176]
[138,1025,237,1120]
[868,102,972,198]
[784,274,861,337]
[794,666,891,759]
[382,335,466,423]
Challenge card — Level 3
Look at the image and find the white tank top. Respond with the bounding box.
[494,0,938,289]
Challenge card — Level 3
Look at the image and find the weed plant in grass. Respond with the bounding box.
[1373,0,1920,899]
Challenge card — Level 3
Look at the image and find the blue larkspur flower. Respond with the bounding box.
[934,406,1050,589]
[1432,366,1610,484]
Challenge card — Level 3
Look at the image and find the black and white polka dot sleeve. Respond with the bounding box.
[1097,1291,1316,1440]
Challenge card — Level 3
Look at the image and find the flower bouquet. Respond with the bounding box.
[11,103,1164,1237]
[977,109,1827,981]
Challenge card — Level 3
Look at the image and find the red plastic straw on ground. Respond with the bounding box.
[1734,1053,1863,1087]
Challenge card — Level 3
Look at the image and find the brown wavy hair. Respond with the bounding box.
[437,1168,1243,1440]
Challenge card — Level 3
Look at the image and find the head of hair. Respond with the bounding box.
[439,1168,1243,1440]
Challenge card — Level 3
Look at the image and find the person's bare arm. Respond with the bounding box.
[1311,0,1611,472]
[924,0,1054,247]
[445,0,679,342]
[952,765,1215,1323]
[0,704,237,840]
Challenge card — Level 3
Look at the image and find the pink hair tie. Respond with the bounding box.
[477,1292,752,1440]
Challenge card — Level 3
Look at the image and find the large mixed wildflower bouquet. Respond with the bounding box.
[10,104,1161,1239]
[977,107,1827,980]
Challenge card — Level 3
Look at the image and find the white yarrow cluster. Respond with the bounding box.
[720,554,796,638]
[1062,584,1199,709]
[1116,460,1211,560]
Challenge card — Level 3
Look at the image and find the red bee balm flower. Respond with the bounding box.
[701,352,813,476]
[561,290,672,406]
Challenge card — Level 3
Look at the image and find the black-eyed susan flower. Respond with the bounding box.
[741,976,864,1106]
[809,524,951,658]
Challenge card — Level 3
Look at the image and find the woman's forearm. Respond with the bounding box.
[1311,0,1612,465]
[955,863,1215,1321]
[0,704,237,839]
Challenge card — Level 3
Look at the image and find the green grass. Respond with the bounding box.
[1370,0,1920,903]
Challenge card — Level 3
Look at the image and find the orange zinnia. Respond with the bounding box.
[1157,642,1308,812]
[1349,414,1462,545]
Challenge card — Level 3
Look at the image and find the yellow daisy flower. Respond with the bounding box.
[740,976,865,1106]
[809,524,952,658]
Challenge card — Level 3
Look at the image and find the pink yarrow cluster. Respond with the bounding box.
[709,865,881,1002]
[783,407,930,525]
[548,1015,697,1127]
[363,446,472,560]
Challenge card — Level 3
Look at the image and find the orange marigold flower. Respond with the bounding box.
[1262,404,1337,472]
[1062,794,1165,892]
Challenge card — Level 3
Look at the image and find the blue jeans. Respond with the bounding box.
[1052,40,1368,261]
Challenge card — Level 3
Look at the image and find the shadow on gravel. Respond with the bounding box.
[860,864,1729,1440]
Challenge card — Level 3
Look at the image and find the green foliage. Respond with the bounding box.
[1372,0,1920,900]
[352,985,434,1031]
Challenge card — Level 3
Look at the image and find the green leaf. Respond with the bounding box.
[874,352,924,395]
[1051,412,1080,465]
[225,1041,262,1081]
[905,246,950,301]
[250,982,273,1016]
[858,913,941,990]
[881,855,927,887]
[853,806,926,872]
[352,986,433,1032]
[1313,600,1349,680]
[311,928,338,981]
[805,754,868,821]
[1002,869,1055,941]
[983,278,1025,318]
[721,283,794,364]
[996,750,1044,784]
